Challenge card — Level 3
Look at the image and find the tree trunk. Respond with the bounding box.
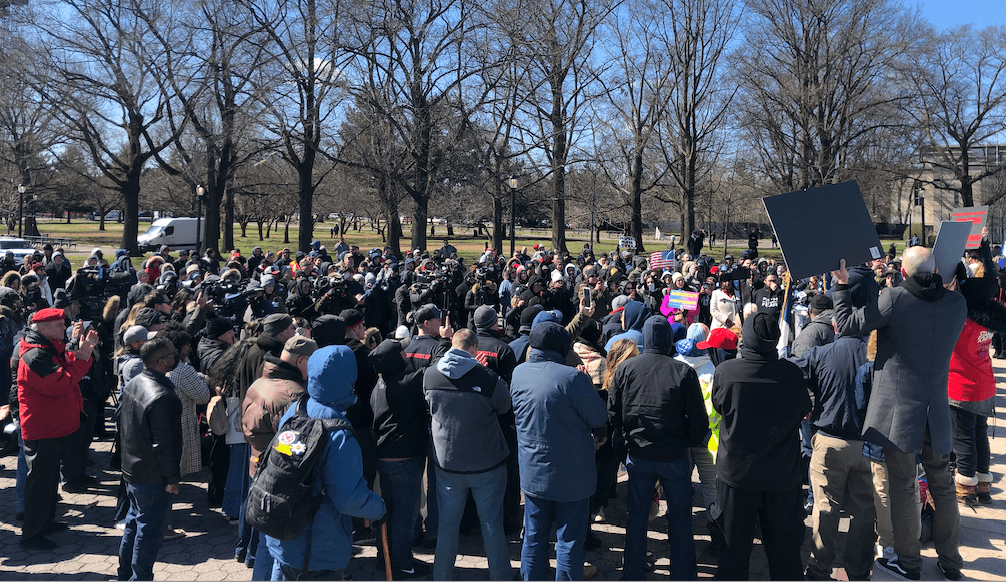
[224,187,235,252]
[493,188,504,254]
[411,192,429,252]
[298,157,315,252]
[257,219,264,241]
[631,149,646,253]
[284,214,291,244]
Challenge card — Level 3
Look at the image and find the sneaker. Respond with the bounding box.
[164,528,186,541]
[593,507,605,523]
[875,557,921,581]
[394,560,431,579]
[44,521,69,534]
[115,521,126,531]
[875,543,896,562]
[937,562,962,581]
[804,500,815,515]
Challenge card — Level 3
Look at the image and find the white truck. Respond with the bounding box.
[137,217,200,252]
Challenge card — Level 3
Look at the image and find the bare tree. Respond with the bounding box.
[503,0,617,252]
[905,24,1006,208]
[735,0,917,193]
[39,0,191,253]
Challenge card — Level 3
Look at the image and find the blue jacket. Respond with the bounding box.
[510,323,608,502]
[266,345,386,572]
[794,335,868,441]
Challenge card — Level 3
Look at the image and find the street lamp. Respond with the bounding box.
[195,184,205,255]
[915,186,926,247]
[508,175,517,257]
[17,184,25,238]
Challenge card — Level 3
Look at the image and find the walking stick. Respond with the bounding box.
[381,521,393,581]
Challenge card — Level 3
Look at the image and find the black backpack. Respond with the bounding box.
[245,394,354,541]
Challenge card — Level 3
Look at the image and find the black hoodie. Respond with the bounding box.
[711,312,811,490]
[369,339,429,459]
[608,316,708,463]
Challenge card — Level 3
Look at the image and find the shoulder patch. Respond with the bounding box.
[24,347,60,379]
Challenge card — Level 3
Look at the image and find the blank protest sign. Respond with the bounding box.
[762,181,883,281]
[932,221,971,280]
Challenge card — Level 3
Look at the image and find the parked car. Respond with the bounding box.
[0,237,38,266]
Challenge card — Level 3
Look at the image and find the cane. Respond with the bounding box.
[380,521,393,581]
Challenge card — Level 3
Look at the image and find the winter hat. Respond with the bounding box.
[262,313,294,337]
[810,294,833,312]
[311,315,347,348]
[205,314,233,339]
[31,308,66,324]
[339,308,364,329]
[364,272,377,288]
[529,321,572,358]
[473,305,497,330]
[532,309,562,329]
[550,269,563,283]
[261,275,276,288]
[283,335,318,359]
[742,311,780,355]
[394,325,410,340]
[52,289,71,310]
[519,305,544,333]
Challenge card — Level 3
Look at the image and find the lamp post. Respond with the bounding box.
[916,186,926,247]
[195,184,205,255]
[17,184,25,238]
[508,175,517,257]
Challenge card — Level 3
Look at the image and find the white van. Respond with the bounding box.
[138,217,200,252]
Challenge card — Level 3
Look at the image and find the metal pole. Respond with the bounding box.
[17,185,24,238]
[196,185,204,255]
[921,192,926,247]
[510,185,516,257]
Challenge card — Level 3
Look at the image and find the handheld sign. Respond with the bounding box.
[932,221,971,280]
[666,290,699,311]
[951,206,988,249]
[762,181,883,281]
[619,236,636,250]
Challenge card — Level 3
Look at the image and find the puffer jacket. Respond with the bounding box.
[242,355,307,464]
[119,369,183,486]
[266,345,386,572]
[17,330,91,441]
[791,309,835,359]
[510,323,607,502]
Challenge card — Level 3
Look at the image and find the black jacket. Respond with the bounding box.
[369,340,429,459]
[712,331,810,490]
[608,316,708,463]
[403,334,450,373]
[119,369,183,486]
[475,329,517,383]
[196,336,228,376]
[344,338,377,431]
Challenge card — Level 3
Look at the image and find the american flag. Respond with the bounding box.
[650,250,675,270]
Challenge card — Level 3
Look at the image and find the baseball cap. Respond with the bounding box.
[696,327,738,351]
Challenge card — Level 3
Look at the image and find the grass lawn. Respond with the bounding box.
[20,217,914,270]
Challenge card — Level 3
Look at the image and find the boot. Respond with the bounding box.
[956,473,978,504]
[976,472,993,504]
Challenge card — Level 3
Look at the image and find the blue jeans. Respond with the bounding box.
[378,457,425,569]
[252,536,274,581]
[277,565,342,581]
[624,455,696,580]
[522,495,589,581]
[16,433,26,513]
[118,482,171,581]
[434,465,511,581]
[223,442,247,519]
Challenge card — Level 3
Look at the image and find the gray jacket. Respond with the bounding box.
[791,309,835,359]
[833,274,966,455]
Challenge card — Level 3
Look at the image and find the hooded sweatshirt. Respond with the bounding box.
[711,313,810,490]
[608,316,708,464]
[423,347,510,473]
[369,339,429,459]
[604,301,651,352]
[266,345,386,572]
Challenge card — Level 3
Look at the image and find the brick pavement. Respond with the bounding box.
[0,370,1003,580]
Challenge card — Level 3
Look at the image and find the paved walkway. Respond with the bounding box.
[0,365,1003,580]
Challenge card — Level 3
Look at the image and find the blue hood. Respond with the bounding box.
[307,345,358,411]
[642,315,673,355]
[532,309,563,330]
[622,301,651,331]
[436,347,479,380]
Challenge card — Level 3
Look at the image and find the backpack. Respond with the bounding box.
[245,394,354,541]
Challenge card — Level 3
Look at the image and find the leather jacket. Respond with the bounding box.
[119,369,183,486]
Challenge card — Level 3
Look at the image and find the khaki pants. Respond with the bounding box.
[871,459,920,549]
[806,433,877,579]
[883,425,962,573]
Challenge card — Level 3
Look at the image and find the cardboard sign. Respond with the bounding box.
[619,236,636,250]
[932,221,971,280]
[951,206,988,249]
[762,181,883,281]
[666,290,699,311]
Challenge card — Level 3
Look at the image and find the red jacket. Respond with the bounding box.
[17,330,91,441]
[948,318,996,403]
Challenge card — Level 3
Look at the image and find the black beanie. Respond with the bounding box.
[519,305,545,332]
[205,313,232,339]
[742,312,780,355]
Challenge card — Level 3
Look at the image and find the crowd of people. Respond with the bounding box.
[0,227,1000,581]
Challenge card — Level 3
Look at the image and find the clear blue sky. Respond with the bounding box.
[919,0,1006,28]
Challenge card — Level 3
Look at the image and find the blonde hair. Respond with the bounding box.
[602,339,640,391]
